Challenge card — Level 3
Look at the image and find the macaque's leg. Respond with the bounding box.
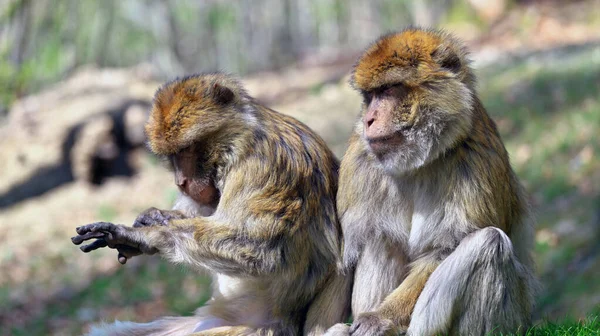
[335,237,409,336]
[191,305,230,333]
[350,254,436,336]
[408,227,533,336]
[189,326,253,336]
[86,314,213,336]
[304,271,353,336]
[352,237,408,315]
[191,324,298,336]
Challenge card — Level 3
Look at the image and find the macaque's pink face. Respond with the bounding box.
[362,85,413,159]
[172,146,219,206]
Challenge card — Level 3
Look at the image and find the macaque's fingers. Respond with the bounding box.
[76,222,117,235]
[132,218,150,228]
[103,226,158,255]
[133,216,166,227]
[133,208,184,227]
[75,222,142,252]
[80,239,109,252]
[116,244,143,258]
[115,244,144,264]
[71,231,106,245]
[118,253,128,264]
[133,208,159,227]
[349,312,396,336]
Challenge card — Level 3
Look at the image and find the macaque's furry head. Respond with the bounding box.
[351,28,475,92]
[351,28,480,174]
[146,73,249,155]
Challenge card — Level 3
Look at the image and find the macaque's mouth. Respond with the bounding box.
[185,181,221,208]
[366,132,404,154]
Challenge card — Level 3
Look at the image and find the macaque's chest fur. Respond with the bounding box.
[376,176,471,258]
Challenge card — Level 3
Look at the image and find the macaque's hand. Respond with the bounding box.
[323,323,351,336]
[349,312,401,336]
[71,222,158,264]
[133,207,186,227]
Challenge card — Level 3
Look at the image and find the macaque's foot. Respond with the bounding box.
[71,222,157,264]
[349,312,401,336]
[133,207,186,227]
[323,323,351,336]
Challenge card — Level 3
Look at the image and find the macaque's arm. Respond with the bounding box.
[72,216,288,276]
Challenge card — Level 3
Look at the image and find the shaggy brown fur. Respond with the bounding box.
[325,28,537,336]
[73,73,351,336]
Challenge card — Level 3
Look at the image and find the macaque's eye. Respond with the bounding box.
[381,84,406,97]
[362,91,373,105]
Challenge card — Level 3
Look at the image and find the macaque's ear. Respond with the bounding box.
[431,44,461,73]
[211,83,235,105]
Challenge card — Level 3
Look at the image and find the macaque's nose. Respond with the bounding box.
[176,175,188,190]
[364,106,389,140]
[364,114,376,129]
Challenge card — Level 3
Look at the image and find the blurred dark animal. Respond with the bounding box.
[0,100,149,209]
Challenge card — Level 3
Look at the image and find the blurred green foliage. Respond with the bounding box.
[478,44,600,323]
[1,0,442,115]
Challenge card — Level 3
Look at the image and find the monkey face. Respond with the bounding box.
[360,84,429,174]
[353,29,477,175]
[360,80,474,175]
[362,85,412,154]
[171,144,220,207]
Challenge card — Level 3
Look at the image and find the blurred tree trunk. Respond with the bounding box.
[165,1,185,69]
[95,0,115,67]
[1,0,458,111]
[9,0,31,67]
[411,0,452,26]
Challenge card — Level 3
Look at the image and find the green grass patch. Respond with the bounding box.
[527,315,600,336]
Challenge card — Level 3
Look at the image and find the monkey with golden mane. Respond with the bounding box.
[72,73,351,336]
[325,28,537,336]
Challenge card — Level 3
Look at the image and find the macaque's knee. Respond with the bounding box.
[408,227,531,336]
[463,226,515,263]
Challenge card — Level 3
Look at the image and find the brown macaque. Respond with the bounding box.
[72,73,351,336]
[324,29,537,336]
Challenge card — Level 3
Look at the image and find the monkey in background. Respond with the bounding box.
[325,28,537,336]
[72,73,351,336]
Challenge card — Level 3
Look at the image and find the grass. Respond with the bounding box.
[526,315,600,335]
[2,258,212,336]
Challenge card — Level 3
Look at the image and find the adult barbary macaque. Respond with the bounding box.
[325,29,537,336]
[72,73,350,336]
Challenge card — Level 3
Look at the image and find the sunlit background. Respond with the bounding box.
[1,0,599,335]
